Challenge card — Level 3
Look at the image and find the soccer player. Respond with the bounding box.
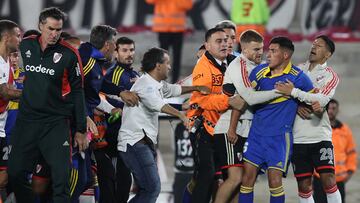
[0,20,22,199]
[101,36,139,202]
[276,35,341,203]
[238,37,314,203]
[118,47,209,203]
[213,30,280,203]
[7,8,88,203]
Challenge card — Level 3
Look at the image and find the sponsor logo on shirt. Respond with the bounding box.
[25,64,55,76]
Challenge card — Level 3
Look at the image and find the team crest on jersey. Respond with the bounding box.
[25,50,31,58]
[53,52,62,63]
[316,75,325,83]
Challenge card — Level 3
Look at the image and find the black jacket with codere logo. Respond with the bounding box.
[18,35,86,133]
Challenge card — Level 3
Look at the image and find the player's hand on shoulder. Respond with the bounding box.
[120,90,139,107]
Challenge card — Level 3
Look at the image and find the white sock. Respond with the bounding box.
[299,191,315,203]
[327,189,342,203]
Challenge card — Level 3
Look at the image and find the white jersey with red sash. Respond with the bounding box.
[0,56,14,138]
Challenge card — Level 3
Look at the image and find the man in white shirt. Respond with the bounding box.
[213,30,280,203]
[118,47,210,203]
[0,19,22,192]
[276,35,341,203]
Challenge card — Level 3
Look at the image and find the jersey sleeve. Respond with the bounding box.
[226,62,279,106]
[291,70,339,107]
[67,52,87,133]
[101,69,126,96]
[162,82,182,98]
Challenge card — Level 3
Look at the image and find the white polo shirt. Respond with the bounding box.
[0,56,11,138]
[118,73,182,152]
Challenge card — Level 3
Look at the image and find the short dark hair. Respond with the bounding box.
[240,30,263,44]
[90,25,117,49]
[198,44,205,51]
[326,98,339,111]
[215,20,236,32]
[270,36,294,53]
[0,20,19,41]
[39,7,66,25]
[23,29,41,38]
[141,47,168,73]
[116,37,135,50]
[329,98,339,106]
[316,35,335,55]
[205,28,225,42]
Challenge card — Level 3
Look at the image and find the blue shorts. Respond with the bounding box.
[243,131,293,176]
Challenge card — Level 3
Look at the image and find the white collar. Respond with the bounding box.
[214,58,227,66]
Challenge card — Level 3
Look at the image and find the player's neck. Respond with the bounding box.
[309,59,327,71]
[271,60,290,75]
[0,45,9,60]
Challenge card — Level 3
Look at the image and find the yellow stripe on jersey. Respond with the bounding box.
[269,96,289,104]
[256,67,267,80]
[290,68,299,76]
[284,131,291,173]
[70,168,79,196]
[112,66,125,86]
[83,58,96,76]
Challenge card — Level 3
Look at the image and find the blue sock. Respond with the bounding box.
[239,185,254,203]
[270,186,285,203]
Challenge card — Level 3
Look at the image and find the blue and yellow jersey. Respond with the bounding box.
[249,62,314,136]
[5,66,25,141]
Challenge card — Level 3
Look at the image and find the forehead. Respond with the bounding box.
[117,43,134,49]
[247,41,263,48]
[209,31,227,40]
[269,43,280,49]
[42,17,63,27]
[313,38,327,46]
[223,28,235,36]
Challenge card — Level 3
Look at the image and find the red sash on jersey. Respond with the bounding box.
[0,64,14,113]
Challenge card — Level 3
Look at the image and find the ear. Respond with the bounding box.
[205,42,210,50]
[325,51,331,59]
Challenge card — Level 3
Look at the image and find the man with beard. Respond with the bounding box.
[100,36,139,203]
[0,20,22,199]
[276,35,341,203]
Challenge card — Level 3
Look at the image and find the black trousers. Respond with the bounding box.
[313,177,345,203]
[8,118,71,203]
[173,172,192,203]
[189,128,215,203]
[94,149,132,203]
[158,32,184,83]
